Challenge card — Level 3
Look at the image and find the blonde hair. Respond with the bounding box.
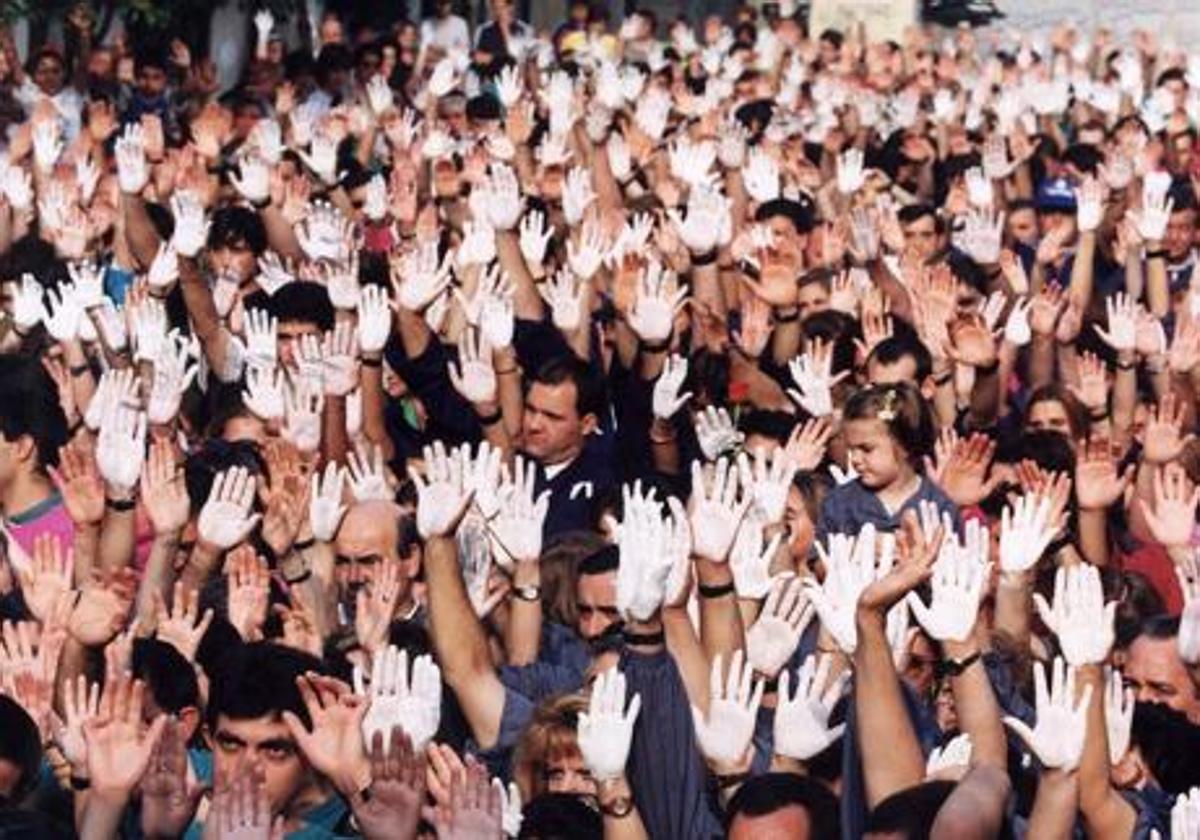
[511,693,588,802]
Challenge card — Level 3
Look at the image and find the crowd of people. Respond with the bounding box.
[0,0,1200,837]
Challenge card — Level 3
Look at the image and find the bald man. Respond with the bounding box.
[333,500,422,622]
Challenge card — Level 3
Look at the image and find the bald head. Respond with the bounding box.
[334,500,410,590]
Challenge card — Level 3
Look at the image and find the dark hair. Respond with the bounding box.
[865,780,956,836]
[133,638,199,714]
[0,355,68,471]
[1114,571,1166,649]
[898,202,938,227]
[754,198,815,234]
[0,695,42,802]
[741,410,800,446]
[518,792,603,838]
[1137,614,1181,642]
[266,281,335,332]
[315,44,353,86]
[869,330,933,383]
[1132,702,1200,793]
[208,206,267,256]
[1013,430,1076,476]
[183,438,265,512]
[1024,384,1090,439]
[205,642,324,730]
[578,544,619,576]
[530,356,606,421]
[134,47,168,75]
[725,772,841,836]
[843,383,936,463]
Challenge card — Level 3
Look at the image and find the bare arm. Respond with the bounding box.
[930,765,1012,840]
[1076,664,1137,840]
[424,534,507,748]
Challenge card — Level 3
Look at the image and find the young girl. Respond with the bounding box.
[816,383,960,545]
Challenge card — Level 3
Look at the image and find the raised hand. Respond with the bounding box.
[54,674,99,776]
[688,458,751,563]
[538,269,587,333]
[353,728,428,840]
[83,675,168,800]
[628,262,686,344]
[803,524,891,653]
[1140,464,1200,548]
[926,431,1002,507]
[774,654,847,760]
[1003,658,1091,772]
[409,441,472,538]
[907,520,990,642]
[225,547,270,642]
[691,651,764,772]
[19,534,74,622]
[577,666,641,781]
[354,645,442,752]
[1033,564,1116,666]
[96,407,147,498]
[169,191,210,258]
[282,673,370,798]
[737,446,797,526]
[694,406,744,461]
[153,582,212,663]
[197,466,261,552]
[787,339,848,417]
[488,457,551,569]
[926,734,973,781]
[998,493,1059,575]
[140,719,205,839]
[1104,666,1133,765]
[421,756,506,840]
[746,577,814,678]
[1176,552,1200,665]
[616,484,689,620]
[447,327,497,407]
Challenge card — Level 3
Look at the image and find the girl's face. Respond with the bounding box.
[545,751,594,796]
[844,417,908,489]
[1027,399,1072,436]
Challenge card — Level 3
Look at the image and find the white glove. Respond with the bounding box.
[577,666,641,781]
[1003,298,1032,347]
[447,327,497,405]
[627,262,686,343]
[297,131,344,187]
[538,269,586,333]
[242,364,285,422]
[41,283,80,342]
[1033,564,1116,666]
[147,333,199,425]
[1176,552,1200,665]
[562,167,597,227]
[691,651,763,768]
[309,462,347,542]
[736,446,797,526]
[694,406,743,461]
[1172,788,1200,840]
[282,380,324,453]
[147,243,179,296]
[362,173,388,222]
[774,654,847,760]
[836,148,866,195]
[652,354,691,421]
[409,441,472,538]
[1104,667,1134,765]
[231,154,271,205]
[1003,657,1092,771]
[489,457,551,569]
[347,445,391,503]
[495,64,523,108]
[357,284,391,355]
[746,577,813,678]
[96,407,146,495]
[803,524,893,654]
[926,734,973,779]
[197,466,261,550]
[742,148,780,203]
[354,645,442,752]
[999,493,1056,574]
[243,308,278,371]
[616,487,688,620]
[907,520,990,642]
[688,459,751,563]
[787,353,845,418]
[393,241,453,312]
[519,210,553,269]
[567,223,606,283]
[729,521,781,600]
[169,192,210,258]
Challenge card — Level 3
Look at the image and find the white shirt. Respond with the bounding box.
[421,15,470,53]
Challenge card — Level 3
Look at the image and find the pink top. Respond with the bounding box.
[6,494,76,571]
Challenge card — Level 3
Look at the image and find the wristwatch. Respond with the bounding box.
[938,650,981,678]
[600,794,633,818]
[513,583,542,603]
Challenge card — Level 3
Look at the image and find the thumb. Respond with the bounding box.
[1002,716,1042,760]
[1031,593,1055,630]
[905,591,935,634]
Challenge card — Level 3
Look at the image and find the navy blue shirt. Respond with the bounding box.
[816,476,961,547]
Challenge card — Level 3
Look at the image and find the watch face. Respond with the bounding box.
[603,795,633,818]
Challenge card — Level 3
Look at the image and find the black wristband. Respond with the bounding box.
[975,359,1000,375]
[698,581,735,599]
[476,407,502,426]
[284,569,312,586]
[250,196,271,210]
[360,355,383,368]
[936,650,981,679]
[638,337,671,354]
[1146,249,1168,260]
[774,308,799,324]
[621,629,665,646]
[105,497,135,512]
[691,249,719,266]
[1089,407,1108,420]
[69,363,90,377]
[1116,358,1136,371]
[761,675,780,693]
[69,775,91,791]
[715,771,750,789]
[293,537,316,552]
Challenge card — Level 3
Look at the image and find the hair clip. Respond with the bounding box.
[877,388,898,422]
